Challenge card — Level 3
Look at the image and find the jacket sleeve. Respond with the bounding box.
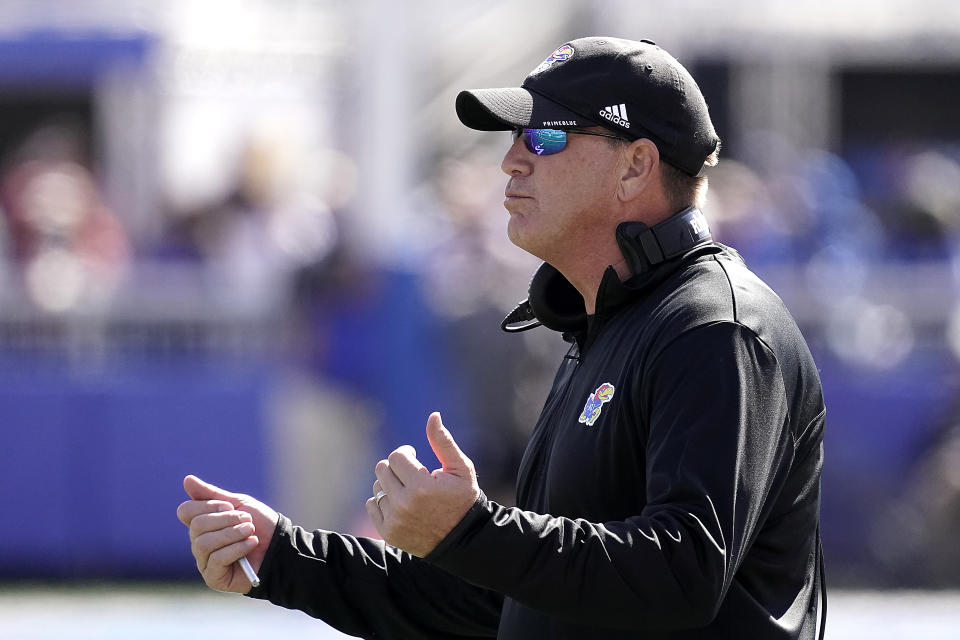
[425,322,793,630]
[246,515,503,639]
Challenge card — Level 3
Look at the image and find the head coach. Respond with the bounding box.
[178,36,826,639]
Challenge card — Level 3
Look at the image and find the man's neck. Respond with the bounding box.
[558,255,632,315]
[555,206,675,314]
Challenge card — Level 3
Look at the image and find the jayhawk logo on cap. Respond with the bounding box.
[533,44,575,74]
[578,382,615,427]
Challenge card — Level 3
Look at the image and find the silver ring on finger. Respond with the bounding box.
[374,490,387,507]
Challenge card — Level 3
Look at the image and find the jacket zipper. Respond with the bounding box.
[515,344,582,508]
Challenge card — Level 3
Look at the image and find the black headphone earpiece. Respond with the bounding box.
[616,207,712,275]
[501,263,581,333]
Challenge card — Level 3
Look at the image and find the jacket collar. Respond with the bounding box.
[501,208,719,336]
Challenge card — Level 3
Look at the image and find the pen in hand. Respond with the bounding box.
[239,556,260,587]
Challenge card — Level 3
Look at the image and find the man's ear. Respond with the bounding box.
[617,138,660,203]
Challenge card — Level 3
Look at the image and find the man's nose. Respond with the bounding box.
[501,137,532,176]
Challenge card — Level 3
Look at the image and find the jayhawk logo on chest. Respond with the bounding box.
[578,382,615,426]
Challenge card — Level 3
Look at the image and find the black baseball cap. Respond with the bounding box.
[456,36,720,176]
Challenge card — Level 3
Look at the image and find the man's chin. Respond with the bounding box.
[506,218,546,259]
[506,214,526,246]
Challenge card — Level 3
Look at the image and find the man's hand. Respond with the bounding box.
[367,412,481,557]
[176,475,280,593]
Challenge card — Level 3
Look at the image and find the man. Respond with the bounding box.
[178,37,825,638]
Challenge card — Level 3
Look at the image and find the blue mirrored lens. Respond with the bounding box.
[522,129,567,155]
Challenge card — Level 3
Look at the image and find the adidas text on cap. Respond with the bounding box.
[456,37,720,177]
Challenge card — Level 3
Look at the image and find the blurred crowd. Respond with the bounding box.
[2,33,960,587]
[0,119,128,315]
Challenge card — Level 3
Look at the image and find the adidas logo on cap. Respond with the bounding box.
[599,103,630,128]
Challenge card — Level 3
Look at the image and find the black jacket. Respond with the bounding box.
[249,218,825,639]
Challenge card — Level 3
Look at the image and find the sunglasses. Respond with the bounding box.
[512,127,629,156]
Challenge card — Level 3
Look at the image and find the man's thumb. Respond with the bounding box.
[183,474,239,503]
[426,412,470,474]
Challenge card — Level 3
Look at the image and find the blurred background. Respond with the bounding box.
[0,0,959,638]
